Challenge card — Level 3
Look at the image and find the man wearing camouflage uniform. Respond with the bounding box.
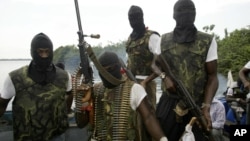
[126,5,160,110]
[152,0,219,140]
[0,33,72,141]
[90,51,168,141]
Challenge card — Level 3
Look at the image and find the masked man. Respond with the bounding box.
[152,0,218,140]
[89,51,168,141]
[126,5,160,110]
[0,33,72,141]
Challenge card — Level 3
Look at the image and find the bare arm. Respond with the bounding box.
[140,53,161,88]
[140,72,158,88]
[239,67,250,90]
[0,97,11,117]
[203,60,218,131]
[151,54,176,92]
[137,97,167,141]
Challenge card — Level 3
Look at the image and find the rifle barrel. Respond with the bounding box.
[74,0,84,44]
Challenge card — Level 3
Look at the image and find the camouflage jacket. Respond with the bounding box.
[10,65,69,141]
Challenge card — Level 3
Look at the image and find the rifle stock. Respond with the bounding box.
[158,55,214,141]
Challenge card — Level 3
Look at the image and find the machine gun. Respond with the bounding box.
[73,0,99,128]
[157,55,214,141]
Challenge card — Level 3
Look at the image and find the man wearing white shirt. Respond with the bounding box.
[210,98,226,141]
[151,0,218,140]
[126,5,160,110]
[0,33,72,141]
[89,51,168,141]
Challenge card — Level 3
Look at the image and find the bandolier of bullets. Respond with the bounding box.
[92,80,135,140]
[72,66,89,127]
[113,82,131,140]
[92,83,106,140]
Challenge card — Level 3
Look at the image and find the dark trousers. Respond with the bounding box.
[156,93,208,141]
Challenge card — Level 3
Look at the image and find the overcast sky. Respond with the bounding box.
[0,0,250,59]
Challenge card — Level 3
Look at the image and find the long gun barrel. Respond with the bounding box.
[158,55,214,141]
[73,0,99,128]
[74,0,92,84]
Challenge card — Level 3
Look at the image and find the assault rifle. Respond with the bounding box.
[157,55,214,141]
[74,0,99,128]
[74,0,99,83]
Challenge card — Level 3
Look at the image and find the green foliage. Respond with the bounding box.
[53,45,78,63]
[53,41,127,74]
[53,45,80,73]
[203,24,220,40]
[217,27,250,79]
[53,26,250,80]
[203,24,215,32]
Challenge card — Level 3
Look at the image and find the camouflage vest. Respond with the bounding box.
[126,30,158,75]
[92,79,140,141]
[161,31,212,104]
[9,66,69,141]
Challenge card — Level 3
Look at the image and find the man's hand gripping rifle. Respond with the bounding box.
[74,0,100,128]
[157,55,214,141]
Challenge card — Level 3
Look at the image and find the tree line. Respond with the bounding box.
[53,26,250,80]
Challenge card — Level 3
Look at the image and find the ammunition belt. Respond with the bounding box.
[92,80,135,140]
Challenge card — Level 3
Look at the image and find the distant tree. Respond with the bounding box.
[224,28,228,38]
[53,45,77,62]
[203,24,215,32]
[217,27,250,78]
[53,26,250,80]
[53,40,127,74]
[203,24,220,40]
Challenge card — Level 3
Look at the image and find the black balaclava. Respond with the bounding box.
[128,5,146,40]
[173,0,197,43]
[28,33,56,85]
[98,51,122,89]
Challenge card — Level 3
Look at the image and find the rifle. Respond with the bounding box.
[157,55,214,141]
[74,0,99,128]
